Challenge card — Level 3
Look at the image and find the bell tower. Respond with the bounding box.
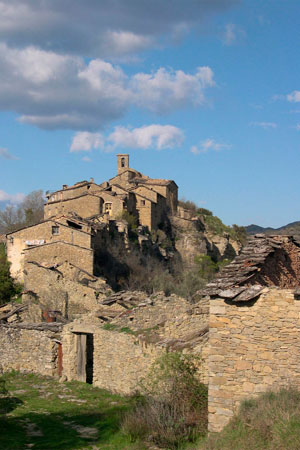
[117,154,129,174]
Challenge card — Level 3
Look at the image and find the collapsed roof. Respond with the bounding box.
[201,234,300,302]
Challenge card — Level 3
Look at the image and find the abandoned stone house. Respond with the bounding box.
[203,234,300,432]
[6,154,178,282]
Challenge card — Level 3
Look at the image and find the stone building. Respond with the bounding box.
[203,234,300,432]
[6,154,178,282]
[44,154,177,229]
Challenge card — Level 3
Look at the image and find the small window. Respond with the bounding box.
[52,226,60,235]
[121,157,125,167]
[105,203,112,211]
[141,200,146,206]
[9,236,14,245]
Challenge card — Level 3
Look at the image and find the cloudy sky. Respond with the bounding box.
[0,0,299,227]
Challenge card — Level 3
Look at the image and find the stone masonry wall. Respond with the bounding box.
[208,288,300,432]
[62,323,163,394]
[0,325,59,376]
[24,241,94,275]
[23,262,105,318]
[7,220,91,282]
[44,193,101,219]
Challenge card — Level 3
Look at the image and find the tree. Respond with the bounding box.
[0,244,20,305]
[0,190,44,234]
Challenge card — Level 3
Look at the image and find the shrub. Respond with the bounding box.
[119,211,138,230]
[178,199,198,212]
[196,208,213,216]
[122,353,208,449]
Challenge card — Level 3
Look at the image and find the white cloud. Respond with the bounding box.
[287,90,300,103]
[222,23,245,46]
[0,43,216,130]
[0,0,237,58]
[250,122,277,129]
[131,66,215,114]
[191,138,231,155]
[70,132,104,152]
[0,189,25,203]
[107,125,184,151]
[0,147,18,159]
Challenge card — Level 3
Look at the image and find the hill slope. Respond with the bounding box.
[245,221,300,236]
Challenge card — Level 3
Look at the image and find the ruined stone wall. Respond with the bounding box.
[7,221,92,282]
[24,241,93,275]
[0,324,59,376]
[48,182,100,203]
[62,323,163,394]
[23,261,103,317]
[208,288,300,432]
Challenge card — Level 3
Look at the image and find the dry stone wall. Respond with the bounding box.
[0,324,60,376]
[208,288,300,432]
[62,292,209,393]
[62,322,163,394]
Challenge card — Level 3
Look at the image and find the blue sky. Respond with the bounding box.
[0,0,299,227]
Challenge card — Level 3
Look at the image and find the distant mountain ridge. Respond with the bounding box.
[245,221,300,236]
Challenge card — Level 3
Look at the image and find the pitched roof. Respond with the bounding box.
[201,234,300,302]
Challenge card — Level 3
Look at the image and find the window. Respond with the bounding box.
[141,200,146,206]
[52,226,59,235]
[105,203,112,216]
[121,157,125,167]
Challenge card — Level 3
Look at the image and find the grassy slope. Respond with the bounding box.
[0,371,145,450]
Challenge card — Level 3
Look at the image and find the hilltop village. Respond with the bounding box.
[6,154,178,283]
[1,154,300,435]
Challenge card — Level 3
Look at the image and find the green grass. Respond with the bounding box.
[0,371,147,450]
[198,388,300,450]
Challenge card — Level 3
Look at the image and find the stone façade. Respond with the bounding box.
[204,234,300,432]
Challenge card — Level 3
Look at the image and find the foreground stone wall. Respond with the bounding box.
[208,288,300,432]
[62,323,162,394]
[62,293,209,393]
[0,324,60,376]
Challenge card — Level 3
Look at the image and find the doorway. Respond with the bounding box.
[75,333,94,384]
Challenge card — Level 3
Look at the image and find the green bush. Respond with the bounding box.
[119,211,138,230]
[196,208,213,216]
[122,353,208,449]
